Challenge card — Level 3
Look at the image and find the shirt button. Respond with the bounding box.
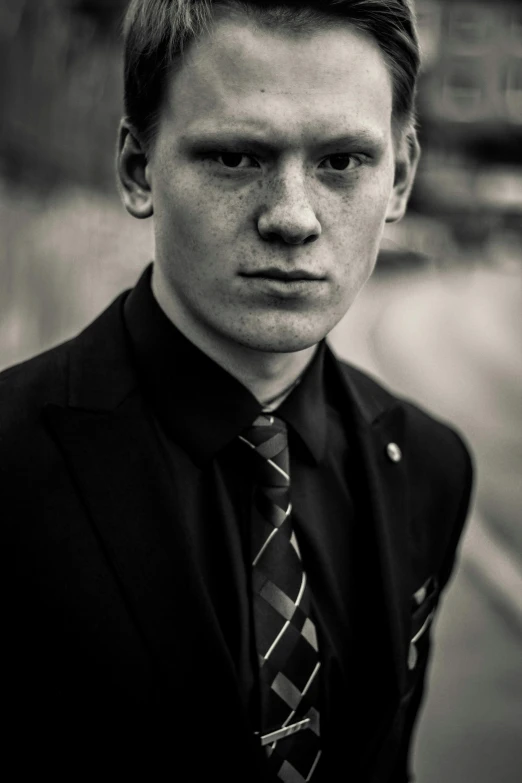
[386,442,402,463]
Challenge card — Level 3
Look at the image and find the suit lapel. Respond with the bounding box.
[44,294,240,697]
[331,352,411,697]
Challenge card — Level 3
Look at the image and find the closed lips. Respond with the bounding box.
[243,268,324,280]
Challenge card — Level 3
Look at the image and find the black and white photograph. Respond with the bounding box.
[1,1,521,780]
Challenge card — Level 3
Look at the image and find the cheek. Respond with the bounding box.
[325,184,391,300]
[336,175,392,245]
[158,182,251,263]
[152,178,243,296]
[330,200,387,268]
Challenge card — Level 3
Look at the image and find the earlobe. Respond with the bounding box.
[116,119,154,219]
[385,130,420,224]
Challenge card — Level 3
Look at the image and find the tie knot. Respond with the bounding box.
[239,414,290,484]
[241,413,287,454]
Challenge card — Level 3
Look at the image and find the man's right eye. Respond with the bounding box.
[214,153,259,169]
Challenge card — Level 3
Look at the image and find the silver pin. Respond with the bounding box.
[386,442,402,463]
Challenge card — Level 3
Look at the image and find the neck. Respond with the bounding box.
[151,269,317,406]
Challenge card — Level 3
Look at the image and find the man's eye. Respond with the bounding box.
[320,154,361,171]
[215,153,259,169]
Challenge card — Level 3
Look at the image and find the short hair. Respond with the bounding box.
[123,0,420,150]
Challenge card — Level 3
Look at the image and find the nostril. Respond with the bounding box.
[259,231,320,246]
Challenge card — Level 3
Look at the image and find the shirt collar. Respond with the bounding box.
[277,347,327,465]
[124,265,327,466]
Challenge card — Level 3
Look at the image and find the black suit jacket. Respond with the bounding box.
[1,286,473,781]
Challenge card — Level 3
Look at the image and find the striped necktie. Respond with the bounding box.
[240,414,322,782]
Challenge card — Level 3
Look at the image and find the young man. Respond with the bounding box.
[2,1,473,781]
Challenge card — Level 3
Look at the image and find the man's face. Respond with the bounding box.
[140,14,417,353]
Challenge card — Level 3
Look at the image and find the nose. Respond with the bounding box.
[257,168,322,245]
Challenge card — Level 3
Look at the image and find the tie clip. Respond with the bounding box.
[256,717,310,746]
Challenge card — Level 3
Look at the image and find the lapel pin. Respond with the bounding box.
[386,442,402,463]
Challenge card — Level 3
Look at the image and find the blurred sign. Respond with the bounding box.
[418,0,522,126]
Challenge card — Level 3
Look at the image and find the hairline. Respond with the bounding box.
[131,7,416,155]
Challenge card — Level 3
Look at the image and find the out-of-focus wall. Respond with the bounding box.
[0,0,124,191]
[0,0,150,369]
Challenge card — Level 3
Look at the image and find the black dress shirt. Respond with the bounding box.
[123,267,389,779]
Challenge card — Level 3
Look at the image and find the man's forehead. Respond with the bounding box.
[161,13,394,141]
[180,13,391,88]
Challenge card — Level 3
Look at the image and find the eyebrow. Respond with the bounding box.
[179,128,386,154]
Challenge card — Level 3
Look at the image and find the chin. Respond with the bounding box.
[232,323,333,354]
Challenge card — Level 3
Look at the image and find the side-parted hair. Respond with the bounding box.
[123,0,420,149]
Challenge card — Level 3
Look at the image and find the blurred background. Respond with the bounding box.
[1,1,521,780]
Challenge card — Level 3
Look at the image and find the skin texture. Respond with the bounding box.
[118,13,419,402]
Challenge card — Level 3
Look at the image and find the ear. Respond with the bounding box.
[116,118,153,219]
[385,128,420,223]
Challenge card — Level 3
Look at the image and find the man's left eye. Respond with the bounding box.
[320,154,361,171]
[216,153,259,169]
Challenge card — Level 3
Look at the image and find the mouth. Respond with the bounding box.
[242,267,325,282]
